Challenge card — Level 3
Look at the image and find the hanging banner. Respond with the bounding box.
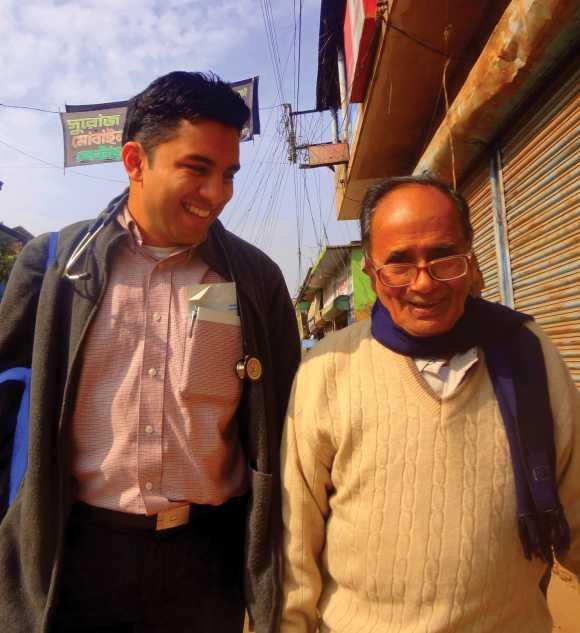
[230,76,260,141]
[60,76,260,168]
[60,101,126,168]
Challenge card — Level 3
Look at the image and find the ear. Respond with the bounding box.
[122,142,147,183]
[369,271,379,295]
[362,256,379,293]
[361,254,372,276]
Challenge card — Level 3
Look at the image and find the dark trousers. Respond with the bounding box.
[53,498,246,633]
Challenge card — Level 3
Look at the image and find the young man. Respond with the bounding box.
[0,72,300,633]
[280,176,579,632]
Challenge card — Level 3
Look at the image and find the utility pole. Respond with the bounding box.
[283,103,297,163]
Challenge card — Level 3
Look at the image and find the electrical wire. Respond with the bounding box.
[384,20,470,62]
[253,153,290,247]
[0,102,60,114]
[246,139,286,241]
[302,171,322,251]
[0,138,126,184]
[227,106,279,223]
[258,0,286,104]
[229,125,285,238]
[2,100,282,114]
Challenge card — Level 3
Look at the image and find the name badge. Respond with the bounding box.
[155,505,191,531]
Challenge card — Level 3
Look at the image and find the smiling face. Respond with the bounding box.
[123,118,240,247]
[366,184,473,337]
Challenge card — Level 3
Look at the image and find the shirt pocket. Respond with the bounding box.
[179,305,243,402]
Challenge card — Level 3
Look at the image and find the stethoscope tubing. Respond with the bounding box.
[63,209,119,281]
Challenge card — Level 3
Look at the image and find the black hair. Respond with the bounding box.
[122,71,250,158]
[359,175,473,252]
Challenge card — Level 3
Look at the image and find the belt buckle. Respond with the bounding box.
[155,505,191,531]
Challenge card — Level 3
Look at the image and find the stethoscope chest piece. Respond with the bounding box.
[235,355,263,382]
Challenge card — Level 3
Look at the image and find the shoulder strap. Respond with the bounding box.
[486,328,570,562]
[1,231,59,507]
[46,231,58,270]
[0,367,32,505]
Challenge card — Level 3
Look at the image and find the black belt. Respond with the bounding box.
[71,497,244,532]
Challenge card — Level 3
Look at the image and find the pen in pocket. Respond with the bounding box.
[188,306,198,338]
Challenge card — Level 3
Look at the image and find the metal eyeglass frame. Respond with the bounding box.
[368,253,472,288]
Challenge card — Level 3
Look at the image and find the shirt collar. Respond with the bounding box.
[117,205,198,261]
[415,347,479,375]
[116,205,144,250]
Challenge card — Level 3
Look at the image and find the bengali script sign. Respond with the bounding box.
[61,76,260,168]
[60,105,126,168]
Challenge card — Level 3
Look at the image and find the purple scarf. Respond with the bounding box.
[371,296,529,357]
[371,296,570,562]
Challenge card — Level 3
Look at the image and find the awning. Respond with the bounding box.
[321,295,350,321]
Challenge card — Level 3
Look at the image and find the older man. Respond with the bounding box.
[280,176,579,632]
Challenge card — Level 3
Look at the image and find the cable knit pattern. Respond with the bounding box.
[280,319,580,633]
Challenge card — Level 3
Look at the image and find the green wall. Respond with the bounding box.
[351,248,376,311]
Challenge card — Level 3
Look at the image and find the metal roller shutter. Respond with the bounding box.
[501,63,580,386]
[461,165,502,303]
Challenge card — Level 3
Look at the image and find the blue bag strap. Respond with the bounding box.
[0,367,32,504]
[0,232,58,505]
[46,231,58,269]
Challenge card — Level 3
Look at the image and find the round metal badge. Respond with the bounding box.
[245,356,263,381]
[235,355,263,382]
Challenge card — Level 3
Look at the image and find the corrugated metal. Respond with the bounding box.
[501,63,580,386]
[414,0,580,186]
[461,165,502,303]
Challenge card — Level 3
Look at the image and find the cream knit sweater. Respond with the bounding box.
[280,319,580,633]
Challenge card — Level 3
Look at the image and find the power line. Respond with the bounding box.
[2,100,283,114]
[0,102,59,114]
[229,106,278,218]
[245,139,286,242]
[235,129,282,217]
[384,20,471,62]
[302,171,322,251]
[0,138,126,184]
[258,0,286,104]
[227,112,287,238]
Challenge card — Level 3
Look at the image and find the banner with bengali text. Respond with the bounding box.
[60,105,125,168]
[60,76,260,168]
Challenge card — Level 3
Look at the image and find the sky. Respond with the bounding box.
[0,0,360,294]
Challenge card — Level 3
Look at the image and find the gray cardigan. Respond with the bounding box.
[0,192,300,633]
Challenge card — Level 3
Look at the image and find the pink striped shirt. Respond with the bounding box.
[71,210,247,515]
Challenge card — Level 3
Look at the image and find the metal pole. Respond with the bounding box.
[330,108,339,144]
[489,147,515,308]
[337,45,349,142]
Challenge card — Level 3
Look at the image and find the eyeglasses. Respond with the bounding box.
[369,253,471,288]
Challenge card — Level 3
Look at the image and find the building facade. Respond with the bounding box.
[295,242,375,344]
[315,0,579,386]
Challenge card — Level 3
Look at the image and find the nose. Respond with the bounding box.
[409,266,440,293]
[199,175,231,208]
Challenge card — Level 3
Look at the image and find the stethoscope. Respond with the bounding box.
[63,204,123,281]
[62,200,264,381]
